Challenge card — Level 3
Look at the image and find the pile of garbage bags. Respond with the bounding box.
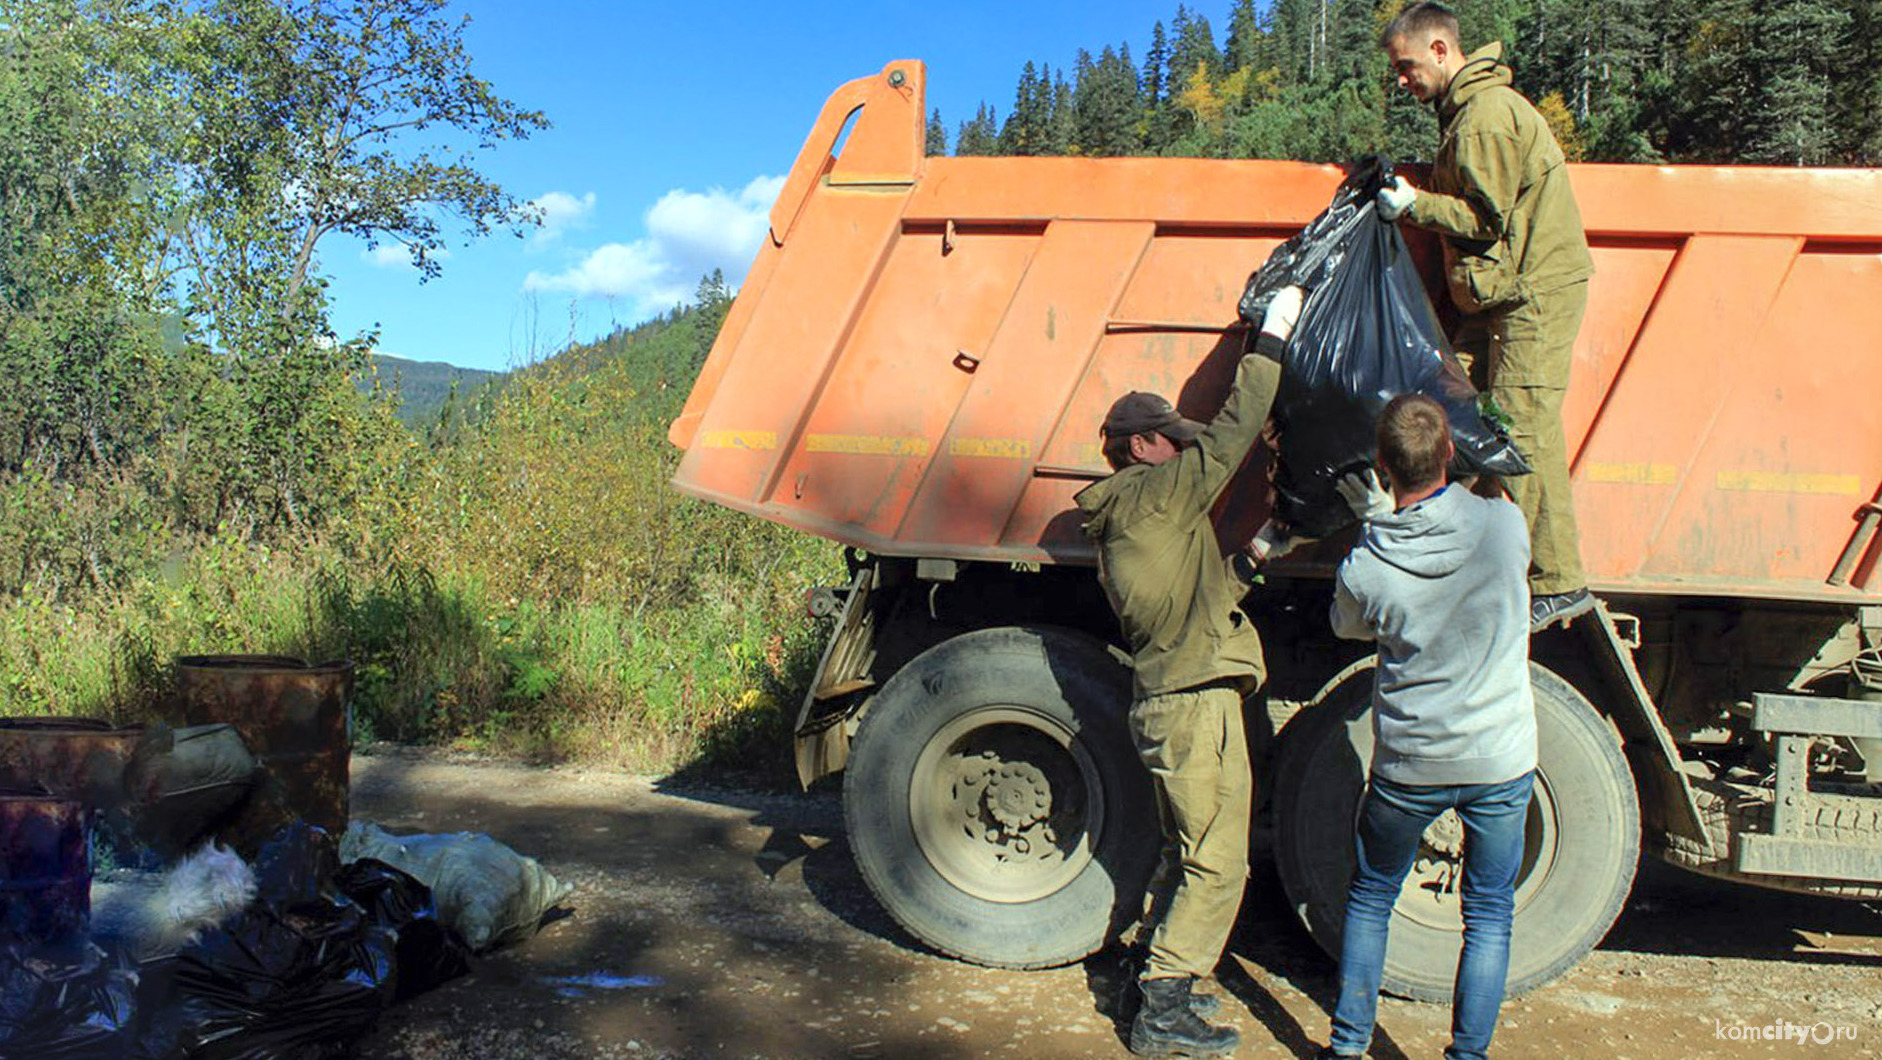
[1239,156,1530,538]
[0,821,570,1059]
[343,824,572,953]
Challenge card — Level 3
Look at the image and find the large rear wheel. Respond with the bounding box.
[1273,663,1640,1000]
[844,626,1158,969]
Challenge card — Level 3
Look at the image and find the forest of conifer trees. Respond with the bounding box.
[933,0,1881,166]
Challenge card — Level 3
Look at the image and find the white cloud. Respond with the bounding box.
[528,190,596,249]
[525,241,675,305]
[522,175,785,318]
[363,242,450,270]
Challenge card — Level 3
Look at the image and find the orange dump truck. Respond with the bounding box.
[670,61,1882,998]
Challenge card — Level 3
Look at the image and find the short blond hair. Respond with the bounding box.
[1377,393,1451,490]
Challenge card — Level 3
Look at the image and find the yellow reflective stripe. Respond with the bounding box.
[948,437,1033,459]
[806,434,931,456]
[1716,471,1862,495]
[699,430,777,451]
[1584,462,1678,485]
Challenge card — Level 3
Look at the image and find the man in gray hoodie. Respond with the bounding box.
[1316,393,1536,1060]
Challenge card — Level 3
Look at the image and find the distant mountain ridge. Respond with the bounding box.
[370,354,503,427]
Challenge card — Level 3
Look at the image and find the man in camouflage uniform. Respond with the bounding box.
[1376,1,1597,631]
[1074,286,1305,1058]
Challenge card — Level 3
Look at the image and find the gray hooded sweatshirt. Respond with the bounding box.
[1330,485,1536,786]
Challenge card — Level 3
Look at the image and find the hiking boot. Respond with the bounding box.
[1117,981,1222,1021]
[1112,950,1220,1021]
[1129,977,1240,1058]
[1531,587,1594,631]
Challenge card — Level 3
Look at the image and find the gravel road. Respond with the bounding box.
[348,748,1882,1060]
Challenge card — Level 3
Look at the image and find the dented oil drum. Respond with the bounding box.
[175,655,354,835]
[0,717,142,812]
[0,789,90,941]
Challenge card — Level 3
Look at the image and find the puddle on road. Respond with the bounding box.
[542,972,667,998]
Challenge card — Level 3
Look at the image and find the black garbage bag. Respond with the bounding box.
[333,859,471,1001]
[250,821,340,908]
[1239,157,1529,538]
[0,941,136,1060]
[134,897,395,1060]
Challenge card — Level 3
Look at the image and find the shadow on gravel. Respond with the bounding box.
[352,755,1011,1059]
[1217,857,1418,1060]
[1600,858,1882,967]
[797,833,938,960]
[647,777,942,964]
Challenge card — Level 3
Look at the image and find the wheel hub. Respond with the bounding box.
[910,708,1100,904]
[951,753,1057,858]
[1421,809,1464,859]
[984,761,1053,830]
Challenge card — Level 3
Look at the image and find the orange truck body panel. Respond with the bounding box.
[670,61,1882,605]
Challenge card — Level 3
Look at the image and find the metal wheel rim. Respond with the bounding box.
[908,704,1103,904]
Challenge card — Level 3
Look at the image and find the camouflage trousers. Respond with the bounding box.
[1455,280,1590,596]
[1130,682,1252,981]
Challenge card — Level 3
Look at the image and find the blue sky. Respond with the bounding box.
[324,0,1176,372]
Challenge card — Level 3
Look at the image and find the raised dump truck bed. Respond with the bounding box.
[669,61,1882,1000]
[671,61,1882,603]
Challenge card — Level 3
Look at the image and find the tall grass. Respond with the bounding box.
[0,304,843,779]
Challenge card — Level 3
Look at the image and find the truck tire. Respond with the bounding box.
[843,626,1157,969]
[1662,779,1882,900]
[1273,663,1640,1001]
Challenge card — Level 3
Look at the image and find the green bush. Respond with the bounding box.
[0,299,841,778]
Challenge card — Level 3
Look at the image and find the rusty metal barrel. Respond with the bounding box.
[0,789,90,941]
[0,717,142,811]
[175,655,354,836]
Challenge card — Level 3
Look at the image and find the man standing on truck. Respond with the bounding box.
[1375,1,1596,631]
[1074,285,1306,1059]
[1316,393,1536,1060]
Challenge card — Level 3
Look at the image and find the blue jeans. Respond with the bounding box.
[1327,770,1535,1060]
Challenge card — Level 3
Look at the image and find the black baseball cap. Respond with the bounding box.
[1102,391,1205,441]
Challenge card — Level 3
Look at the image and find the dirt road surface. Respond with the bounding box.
[349,748,1882,1060]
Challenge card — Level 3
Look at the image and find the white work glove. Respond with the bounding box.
[1260,284,1306,344]
[1336,468,1395,522]
[1248,519,1302,563]
[1376,176,1417,221]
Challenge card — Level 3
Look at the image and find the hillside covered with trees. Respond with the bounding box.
[937,0,1881,167]
[0,1,831,774]
[371,355,503,430]
[4,0,1875,775]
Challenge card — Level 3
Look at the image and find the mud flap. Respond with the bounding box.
[795,566,879,788]
[1574,601,1714,853]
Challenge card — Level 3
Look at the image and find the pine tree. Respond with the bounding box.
[926,108,947,155]
[1074,45,1143,156]
[1000,61,1052,155]
[1747,0,1852,163]
[1833,0,1882,160]
[1168,5,1220,87]
[1224,0,1265,72]
[1516,0,1661,161]
[1327,0,1380,87]
[1455,0,1530,64]
[1267,0,1323,85]
[955,103,1000,156]
[1046,69,1076,155]
[1142,21,1169,106]
[1659,0,1758,160]
[692,270,732,371]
